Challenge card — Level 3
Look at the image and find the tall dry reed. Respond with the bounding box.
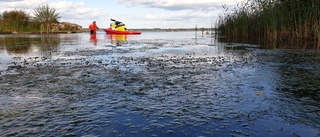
[217,0,320,48]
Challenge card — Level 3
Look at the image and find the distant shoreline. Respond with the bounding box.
[0,31,83,34]
[84,28,215,32]
[0,28,216,34]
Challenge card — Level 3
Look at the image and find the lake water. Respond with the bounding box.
[0,31,319,136]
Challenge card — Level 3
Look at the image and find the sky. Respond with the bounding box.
[0,0,240,29]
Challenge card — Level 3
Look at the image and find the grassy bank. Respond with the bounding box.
[216,0,320,49]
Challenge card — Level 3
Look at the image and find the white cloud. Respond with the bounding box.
[0,0,109,28]
[0,0,240,28]
[49,1,108,20]
[115,0,238,28]
[142,10,217,28]
[146,11,212,21]
[118,0,236,11]
[0,0,46,18]
[0,0,24,2]
[5,0,46,9]
[50,1,85,10]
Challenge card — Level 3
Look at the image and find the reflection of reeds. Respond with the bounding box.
[0,35,60,55]
[217,0,320,48]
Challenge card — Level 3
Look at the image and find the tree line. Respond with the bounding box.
[0,4,60,33]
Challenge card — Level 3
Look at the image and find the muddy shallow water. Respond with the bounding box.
[0,31,319,137]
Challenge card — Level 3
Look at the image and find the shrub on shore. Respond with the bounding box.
[0,5,82,34]
[0,10,39,32]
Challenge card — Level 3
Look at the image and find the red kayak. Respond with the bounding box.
[104,28,141,35]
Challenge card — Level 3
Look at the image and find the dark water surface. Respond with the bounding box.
[0,31,319,137]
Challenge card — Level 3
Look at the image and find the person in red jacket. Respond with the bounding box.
[89,21,99,34]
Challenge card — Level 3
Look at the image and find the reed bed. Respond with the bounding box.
[216,0,320,48]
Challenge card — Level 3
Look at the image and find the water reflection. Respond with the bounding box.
[268,50,320,100]
[107,34,127,46]
[0,35,60,56]
[1,37,32,54]
[217,36,320,49]
[254,49,320,129]
[0,34,84,71]
[90,34,97,46]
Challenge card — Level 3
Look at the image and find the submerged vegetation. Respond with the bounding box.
[217,0,320,48]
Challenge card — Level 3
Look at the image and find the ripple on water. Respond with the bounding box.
[1,35,320,136]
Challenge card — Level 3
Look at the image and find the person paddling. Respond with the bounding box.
[89,21,99,34]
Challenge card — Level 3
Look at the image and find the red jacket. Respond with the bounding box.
[89,22,98,30]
